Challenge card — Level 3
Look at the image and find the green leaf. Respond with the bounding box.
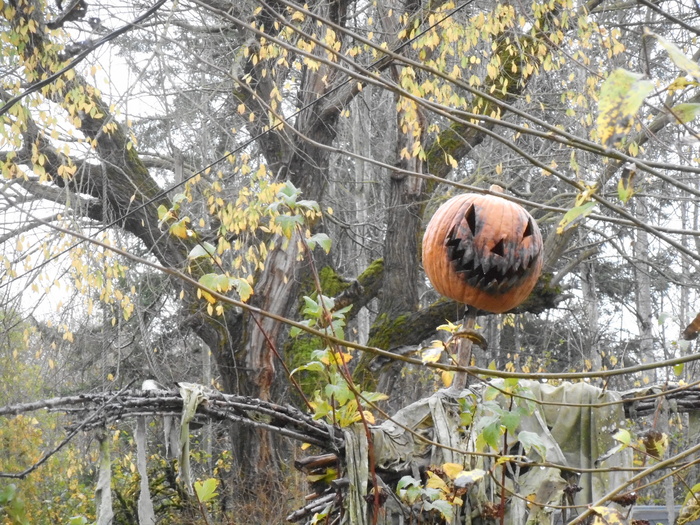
[194,478,219,503]
[397,476,423,504]
[683,483,700,506]
[517,431,547,459]
[333,305,352,318]
[423,499,454,520]
[617,174,634,204]
[482,421,502,450]
[0,483,28,525]
[172,193,188,204]
[302,296,321,318]
[198,273,231,303]
[157,204,169,221]
[557,201,596,234]
[266,201,281,214]
[0,483,17,503]
[307,233,332,253]
[503,377,519,390]
[198,273,218,290]
[672,103,700,124]
[613,428,631,446]
[318,294,335,311]
[460,411,473,426]
[289,320,311,338]
[275,214,304,238]
[422,487,443,501]
[297,199,321,212]
[483,386,500,401]
[325,382,354,405]
[330,318,345,339]
[188,242,217,259]
[645,29,700,78]
[307,468,338,484]
[291,361,325,375]
[310,348,331,361]
[311,398,333,419]
[278,180,301,207]
[230,277,253,301]
[396,475,421,491]
[596,68,654,147]
[359,391,389,403]
[279,180,300,198]
[501,411,520,434]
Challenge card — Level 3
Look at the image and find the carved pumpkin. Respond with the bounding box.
[422,188,543,313]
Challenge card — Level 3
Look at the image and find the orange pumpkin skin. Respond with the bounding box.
[422,192,543,313]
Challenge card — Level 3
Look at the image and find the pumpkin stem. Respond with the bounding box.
[489,184,505,194]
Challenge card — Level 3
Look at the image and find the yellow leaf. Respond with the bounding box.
[441,371,454,387]
[169,217,190,238]
[442,463,464,480]
[590,506,628,524]
[596,68,653,147]
[197,288,217,304]
[425,472,448,492]
[321,350,353,365]
[421,344,443,363]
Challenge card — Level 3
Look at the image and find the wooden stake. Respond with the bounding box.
[451,308,477,392]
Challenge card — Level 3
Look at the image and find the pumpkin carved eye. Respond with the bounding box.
[422,189,543,313]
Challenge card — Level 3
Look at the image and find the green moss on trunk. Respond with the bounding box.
[285,259,385,394]
[318,266,349,296]
[367,313,410,350]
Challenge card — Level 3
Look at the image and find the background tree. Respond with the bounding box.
[2,0,700,517]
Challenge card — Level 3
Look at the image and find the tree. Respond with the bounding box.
[2,0,700,514]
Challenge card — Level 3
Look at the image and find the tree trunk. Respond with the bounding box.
[579,228,601,375]
[634,198,654,384]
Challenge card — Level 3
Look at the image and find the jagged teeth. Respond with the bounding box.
[484,280,499,291]
[445,227,535,292]
[468,275,483,288]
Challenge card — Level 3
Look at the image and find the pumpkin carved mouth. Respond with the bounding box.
[444,203,539,294]
[422,188,543,313]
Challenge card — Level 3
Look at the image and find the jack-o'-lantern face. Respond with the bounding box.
[422,189,543,313]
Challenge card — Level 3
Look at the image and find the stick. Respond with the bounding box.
[451,308,477,391]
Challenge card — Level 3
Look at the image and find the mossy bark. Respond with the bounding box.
[284,259,386,396]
